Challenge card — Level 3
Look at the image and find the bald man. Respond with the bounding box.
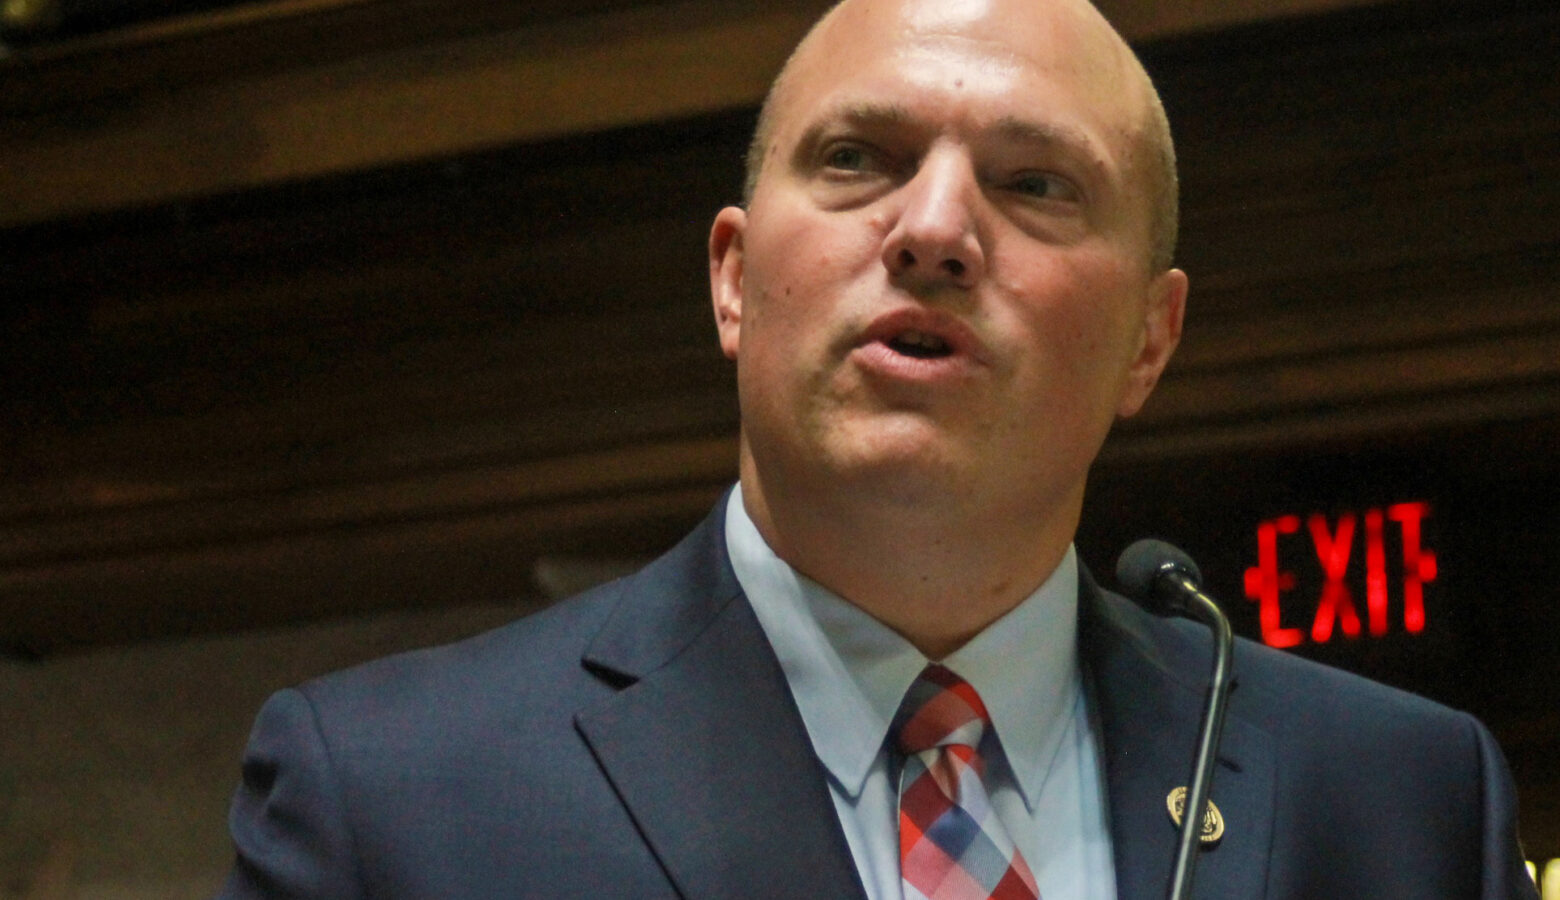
[217,1,1538,898]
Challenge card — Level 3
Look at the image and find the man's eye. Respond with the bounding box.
[1010,172,1079,202]
[825,145,870,171]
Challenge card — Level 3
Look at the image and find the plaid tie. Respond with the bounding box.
[894,664,1040,900]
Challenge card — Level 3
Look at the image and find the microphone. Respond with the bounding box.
[1115,539,1235,900]
[1116,539,1210,620]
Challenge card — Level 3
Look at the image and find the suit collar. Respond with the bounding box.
[576,504,869,900]
[726,486,1085,810]
[1080,566,1276,900]
[578,504,742,682]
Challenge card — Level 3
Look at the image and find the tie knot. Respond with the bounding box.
[892,664,991,756]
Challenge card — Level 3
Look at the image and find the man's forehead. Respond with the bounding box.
[783,0,1146,131]
[816,0,1130,66]
[770,5,1142,158]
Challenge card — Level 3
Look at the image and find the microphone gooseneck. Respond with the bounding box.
[1115,539,1235,900]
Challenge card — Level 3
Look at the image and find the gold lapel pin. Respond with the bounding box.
[1166,787,1225,846]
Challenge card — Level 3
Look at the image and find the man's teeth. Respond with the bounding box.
[889,330,952,358]
[899,331,948,349]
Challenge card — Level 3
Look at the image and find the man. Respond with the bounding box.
[218,0,1539,897]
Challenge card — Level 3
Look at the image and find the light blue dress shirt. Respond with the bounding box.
[726,486,1116,900]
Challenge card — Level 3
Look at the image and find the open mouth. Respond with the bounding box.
[887,329,953,359]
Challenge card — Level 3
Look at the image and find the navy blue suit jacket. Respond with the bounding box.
[219,503,1537,899]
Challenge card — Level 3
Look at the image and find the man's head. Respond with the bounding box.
[708,0,1187,584]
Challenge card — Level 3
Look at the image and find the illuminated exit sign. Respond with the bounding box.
[1243,501,1437,649]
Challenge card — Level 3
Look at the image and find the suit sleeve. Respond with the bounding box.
[1471,713,1541,900]
[216,688,365,900]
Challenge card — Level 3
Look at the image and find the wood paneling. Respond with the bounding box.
[2,0,1558,656]
[0,0,826,227]
[1109,0,1560,456]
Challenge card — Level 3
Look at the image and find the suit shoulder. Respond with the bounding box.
[293,574,629,727]
[1230,631,1469,730]
[1096,586,1475,739]
[1217,622,1493,794]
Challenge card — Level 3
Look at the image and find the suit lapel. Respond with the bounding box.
[1081,570,1276,900]
[574,506,868,900]
[573,507,1276,899]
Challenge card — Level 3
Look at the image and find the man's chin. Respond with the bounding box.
[808,426,979,502]
[746,405,997,500]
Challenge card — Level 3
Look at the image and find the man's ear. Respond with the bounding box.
[1117,267,1188,418]
[709,206,747,361]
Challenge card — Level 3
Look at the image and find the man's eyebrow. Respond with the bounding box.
[992,116,1105,165]
[829,101,917,128]
[793,101,919,152]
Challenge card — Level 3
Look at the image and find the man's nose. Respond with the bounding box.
[881,153,985,290]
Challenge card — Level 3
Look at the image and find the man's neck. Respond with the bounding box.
[738,466,1080,659]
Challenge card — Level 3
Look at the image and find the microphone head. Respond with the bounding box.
[1115,539,1203,614]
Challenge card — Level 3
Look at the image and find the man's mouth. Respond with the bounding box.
[887,330,953,359]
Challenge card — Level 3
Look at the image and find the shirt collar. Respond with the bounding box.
[725,485,1080,812]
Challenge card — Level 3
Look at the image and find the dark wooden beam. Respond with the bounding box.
[0,0,1408,229]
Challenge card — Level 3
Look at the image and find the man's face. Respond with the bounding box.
[710,0,1185,524]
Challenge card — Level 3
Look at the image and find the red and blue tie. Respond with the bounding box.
[894,664,1041,900]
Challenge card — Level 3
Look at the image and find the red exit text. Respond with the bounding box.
[1243,501,1437,649]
